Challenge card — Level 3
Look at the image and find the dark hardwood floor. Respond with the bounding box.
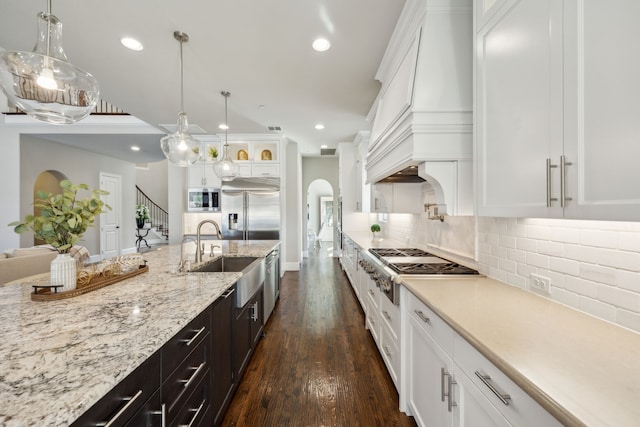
[221,245,416,426]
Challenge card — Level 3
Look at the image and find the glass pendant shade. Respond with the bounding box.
[0,10,99,124]
[213,91,239,181]
[213,144,240,181]
[160,111,202,167]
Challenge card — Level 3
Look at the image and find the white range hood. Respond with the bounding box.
[365,0,473,216]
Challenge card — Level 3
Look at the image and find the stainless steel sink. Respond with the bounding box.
[191,256,265,308]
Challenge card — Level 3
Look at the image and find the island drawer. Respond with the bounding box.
[171,370,211,427]
[163,330,211,423]
[162,308,211,378]
[71,350,161,427]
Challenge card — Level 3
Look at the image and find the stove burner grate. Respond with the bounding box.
[369,248,432,259]
[388,262,480,275]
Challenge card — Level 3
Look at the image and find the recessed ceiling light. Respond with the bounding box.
[131,145,141,151]
[258,105,265,109]
[321,144,328,149]
[315,123,325,130]
[219,123,229,130]
[312,38,331,52]
[120,37,144,51]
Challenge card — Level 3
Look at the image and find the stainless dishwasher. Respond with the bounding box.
[263,247,280,322]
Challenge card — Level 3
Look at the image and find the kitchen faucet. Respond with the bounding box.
[178,236,197,272]
[196,220,223,263]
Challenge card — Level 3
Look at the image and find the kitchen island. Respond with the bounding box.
[0,240,279,427]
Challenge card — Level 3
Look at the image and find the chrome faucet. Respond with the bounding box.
[179,236,197,272]
[196,220,223,263]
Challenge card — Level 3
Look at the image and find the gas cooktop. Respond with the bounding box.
[368,247,479,276]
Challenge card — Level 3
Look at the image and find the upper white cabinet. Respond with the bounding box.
[187,136,280,188]
[476,0,640,220]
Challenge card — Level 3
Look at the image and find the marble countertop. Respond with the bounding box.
[402,276,640,427]
[0,240,279,427]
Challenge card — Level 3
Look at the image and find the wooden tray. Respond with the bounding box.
[31,265,149,301]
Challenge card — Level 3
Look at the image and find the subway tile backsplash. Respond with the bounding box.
[376,213,640,334]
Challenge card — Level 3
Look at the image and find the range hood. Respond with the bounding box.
[365,0,473,216]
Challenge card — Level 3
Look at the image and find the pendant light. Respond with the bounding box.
[160,31,202,167]
[0,0,100,124]
[213,91,240,181]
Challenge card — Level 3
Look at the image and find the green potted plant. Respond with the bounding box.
[136,203,150,229]
[9,180,109,290]
[371,223,381,240]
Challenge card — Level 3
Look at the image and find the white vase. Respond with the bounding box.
[51,253,76,291]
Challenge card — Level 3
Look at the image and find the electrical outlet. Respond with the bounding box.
[529,273,551,296]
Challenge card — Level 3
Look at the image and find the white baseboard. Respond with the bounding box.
[283,261,300,271]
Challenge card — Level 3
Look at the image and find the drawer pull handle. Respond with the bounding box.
[414,310,430,323]
[475,371,511,405]
[97,389,143,427]
[179,400,205,427]
[369,290,375,297]
[382,310,391,321]
[182,326,206,346]
[222,288,235,298]
[181,362,206,389]
[151,403,166,427]
[382,345,392,358]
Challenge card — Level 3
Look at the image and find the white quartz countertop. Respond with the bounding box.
[0,240,279,427]
[402,276,640,427]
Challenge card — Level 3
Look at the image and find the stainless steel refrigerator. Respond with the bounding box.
[221,177,280,240]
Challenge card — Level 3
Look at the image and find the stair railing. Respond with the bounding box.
[136,185,169,240]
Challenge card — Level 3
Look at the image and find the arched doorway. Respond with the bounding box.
[33,170,68,246]
[305,179,334,257]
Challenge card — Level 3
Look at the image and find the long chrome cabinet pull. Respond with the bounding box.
[382,311,391,321]
[151,403,166,427]
[382,346,392,358]
[179,400,205,427]
[222,288,235,298]
[97,389,143,427]
[447,373,457,412]
[440,368,446,402]
[182,326,206,346]
[475,371,511,405]
[414,310,430,324]
[546,158,558,207]
[181,362,206,389]
[560,155,572,207]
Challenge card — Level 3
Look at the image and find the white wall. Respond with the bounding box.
[135,160,169,210]
[19,135,137,255]
[283,140,302,271]
[307,179,333,236]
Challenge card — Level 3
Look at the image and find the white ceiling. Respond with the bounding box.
[0,0,405,162]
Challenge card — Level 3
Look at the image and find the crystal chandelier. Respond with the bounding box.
[0,0,100,124]
[213,91,240,181]
[160,31,202,167]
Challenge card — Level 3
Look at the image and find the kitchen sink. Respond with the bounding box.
[191,256,265,308]
[191,256,258,273]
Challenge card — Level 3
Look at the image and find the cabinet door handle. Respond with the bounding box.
[414,310,430,324]
[222,288,236,299]
[441,367,446,402]
[369,289,375,297]
[97,389,143,427]
[475,371,511,405]
[447,373,457,412]
[382,310,391,321]
[181,362,206,389]
[179,400,205,427]
[181,326,206,346]
[546,158,558,207]
[560,155,573,207]
[382,345,392,358]
[151,403,166,427]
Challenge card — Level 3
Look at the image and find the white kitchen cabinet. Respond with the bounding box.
[365,274,380,343]
[477,0,640,220]
[187,161,222,189]
[476,0,563,218]
[403,289,562,427]
[407,308,454,427]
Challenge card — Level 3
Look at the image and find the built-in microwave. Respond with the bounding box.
[187,188,220,212]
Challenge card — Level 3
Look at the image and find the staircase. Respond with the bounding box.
[136,186,169,240]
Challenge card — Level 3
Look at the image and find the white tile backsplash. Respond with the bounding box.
[477,217,640,333]
[369,213,640,332]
